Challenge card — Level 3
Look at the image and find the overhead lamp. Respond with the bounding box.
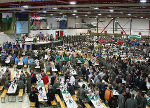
[73,10,77,13]
[60,13,63,14]
[94,7,99,10]
[50,14,53,16]
[109,9,114,13]
[70,1,76,5]
[76,16,79,18]
[98,13,101,16]
[128,13,131,16]
[85,15,88,16]
[72,14,76,16]
[43,11,47,13]
[141,17,143,18]
[53,8,58,10]
[22,5,28,9]
[140,0,146,3]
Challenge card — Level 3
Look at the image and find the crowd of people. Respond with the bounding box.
[0,35,149,108]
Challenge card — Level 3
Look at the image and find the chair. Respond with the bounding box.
[30,102,35,108]
[72,95,78,101]
[1,89,7,103]
[47,72,50,75]
[55,94,61,102]
[24,65,27,71]
[84,103,91,108]
[51,100,56,106]
[60,101,67,108]
[18,89,23,102]
[13,64,17,71]
[0,86,4,92]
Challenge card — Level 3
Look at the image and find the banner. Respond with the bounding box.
[2,13,12,23]
[130,35,141,39]
[16,21,28,34]
[115,20,118,31]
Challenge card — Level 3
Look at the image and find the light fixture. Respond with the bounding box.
[85,15,88,16]
[53,8,58,10]
[60,13,63,14]
[73,10,77,13]
[109,9,114,13]
[141,17,143,18]
[140,0,147,3]
[50,14,53,16]
[98,13,101,16]
[128,14,131,16]
[72,14,76,16]
[76,16,79,18]
[94,7,99,10]
[22,5,28,9]
[70,1,76,5]
[146,18,148,19]
[43,11,47,13]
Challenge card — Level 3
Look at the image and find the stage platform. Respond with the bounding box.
[12,40,63,50]
[27,41,63,50]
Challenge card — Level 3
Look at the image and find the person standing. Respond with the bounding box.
[118,90,126,108]
[125,94,137,108]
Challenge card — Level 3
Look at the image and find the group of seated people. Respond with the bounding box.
[0,35,149,108]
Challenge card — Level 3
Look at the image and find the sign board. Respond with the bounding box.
[130,35,141,39]
[16,21,28,34]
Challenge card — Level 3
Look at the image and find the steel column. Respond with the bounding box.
[130,18,132,35]
[101,19,113,33]
[113,18,115,34]
[117,22,128,38]
[97,18,99,33]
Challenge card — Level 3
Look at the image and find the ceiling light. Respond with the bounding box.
[72,14,76,16]
[60,13,63,14]
[53,8,58,10]
[146,18,148,19]
[73,10,77,13]
[98,13,101,16]
[22,5,28,9]
[94,7,99,10]
[70,1,76,5]
[85,15,88,16]
[76,16,79,18]
[43,11,47,13]
[109,9,114,12]
[140,0,147,3]
[141,17,143,18]
[128,14,131,16]
[50,14,53,16]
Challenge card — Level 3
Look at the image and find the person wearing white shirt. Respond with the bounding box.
[69,73,75,85]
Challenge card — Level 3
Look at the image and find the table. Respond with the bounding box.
[61,89,78,108]
[78,82,107,108]
[7,70,21,94]
[7,83,17,94]
[36,74,47,102]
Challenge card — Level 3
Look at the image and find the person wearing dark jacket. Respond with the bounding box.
[29,86,39,108]
[125,94,137,108]
[31,73,37,84]
[67,83,75,95]
[47,85,55,106]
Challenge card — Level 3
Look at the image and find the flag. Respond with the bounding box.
[2,13,12,23]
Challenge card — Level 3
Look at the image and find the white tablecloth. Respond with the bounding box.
[61,90,77,108]
[36,74,47,102]
[7,83,17,94]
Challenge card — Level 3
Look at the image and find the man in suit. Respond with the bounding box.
[18,77,25,93]
[77,84,88,103]
[118,90,126,108]
[125,94,137,108]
